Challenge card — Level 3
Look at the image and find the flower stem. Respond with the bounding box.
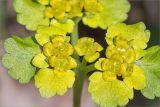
[71,18,96,107]
[71,18,85,107]
[71,18,81,45]
[73,62,87,107]
[86,64,96,73]
[71,18,81,61]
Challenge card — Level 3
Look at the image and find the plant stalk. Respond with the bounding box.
[71,18,86,107]
[71,18,81,62]
[73,64,87,107]
[71,18,96,107]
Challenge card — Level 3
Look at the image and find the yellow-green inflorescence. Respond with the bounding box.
[32,35,77,98]
[89,22,150,107]
[35,0,130,33]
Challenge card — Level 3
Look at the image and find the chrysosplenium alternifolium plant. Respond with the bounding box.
[2,0,160,107]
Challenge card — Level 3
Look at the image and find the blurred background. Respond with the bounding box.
[0,0,160,107]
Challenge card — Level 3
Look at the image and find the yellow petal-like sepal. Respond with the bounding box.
[43,42,53,57]
[84,52,100,63]
[95,58,105,71]
[44,7,55,18]
[49,56,77,70]
[124,64,146,90]
[32,53,49,68]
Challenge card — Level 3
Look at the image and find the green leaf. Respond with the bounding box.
[13,0,49,31]
[138,45,160,99]
[83,0,130,29]
[2,36,41,83]
[89,72,133,107]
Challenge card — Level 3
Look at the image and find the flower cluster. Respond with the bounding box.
[3,0,160,107]
[32,35,77,98]
[89,22,150,107]
[39,0,130,30]
[14,0,130,31]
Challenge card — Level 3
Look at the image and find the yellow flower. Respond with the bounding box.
[94,39,146,90]
[43,35,74,57]
[44,1,66,20]
[33,35,76,69]
[84,0,103,14]
[95,57,146,90]
[44,0,84,20]
[74,37,103,63]
[93,22,150,91]
[32,35,77,98]
[106,40,136,63]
